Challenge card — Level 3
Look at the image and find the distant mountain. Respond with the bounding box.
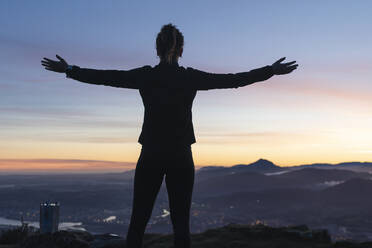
[195,158,284,183]
[109,160,372,183]
[292,162,372,172]
[116,169,136,180]
[275,167,371,186]
[197,160,372,174]
[193,165,371,197]
[199,158,282,172]
[202,187,315,210]
[298,162,372,167]
[232,158,279,170]
[338,162,372,167]
[202,177,372,210]
[194,166,231,182]
[319,178,372,206]
[194,171,280,197]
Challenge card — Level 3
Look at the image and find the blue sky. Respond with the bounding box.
[1,0,372,172]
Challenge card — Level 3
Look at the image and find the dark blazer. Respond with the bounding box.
[66,61,274,147]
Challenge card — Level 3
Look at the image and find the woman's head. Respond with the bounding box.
[156,23,184,64]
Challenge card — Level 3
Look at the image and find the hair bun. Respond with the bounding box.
[156,23,184,63]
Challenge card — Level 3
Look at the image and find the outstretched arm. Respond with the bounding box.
[41,55,151,89]
[181,57,298,90]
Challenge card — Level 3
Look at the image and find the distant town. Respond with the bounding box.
[1,159,372,242]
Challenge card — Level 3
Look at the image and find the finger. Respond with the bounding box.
[56,54,65,62]
[276,57,286,63]
[43,57,56,62]
[42,64,55,69]
[44,67,55,71]
[41,61,48,65]
[287,64,298,70]
[42,61,56,67]
[284,61,296,66]
[43,65,54,70]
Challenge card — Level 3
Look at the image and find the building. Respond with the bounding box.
[39,202,59,233]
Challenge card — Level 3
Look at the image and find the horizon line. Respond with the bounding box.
[0,158,372,175]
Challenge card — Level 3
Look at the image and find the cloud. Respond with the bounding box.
[0,158,124,165]
[0,106,98,118]
[252,77,372,112]
[0,158,136,173]
[0,158,203,174]
[196,130,316,145]
[45,136,137,144]
[0,106,141,130]
[354,150,372,154]
[310,60,372,75]
[1,117,140,129]
[198,131,280,137]
[289,85,372,103]
[0,132,137,144]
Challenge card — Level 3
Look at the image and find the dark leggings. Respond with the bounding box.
[126,145,195,248]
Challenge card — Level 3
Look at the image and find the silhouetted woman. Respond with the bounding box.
[41,23,298,248]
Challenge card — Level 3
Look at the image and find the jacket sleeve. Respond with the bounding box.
[181,65,275,90]
[65,65,152,89]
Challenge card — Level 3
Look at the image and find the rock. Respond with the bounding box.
[90,233,125,248]
[20,230,93,248]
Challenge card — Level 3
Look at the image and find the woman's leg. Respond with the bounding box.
[126,148,165,248]
[165,147,195,248]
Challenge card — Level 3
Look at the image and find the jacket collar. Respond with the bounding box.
[157,60,179,67]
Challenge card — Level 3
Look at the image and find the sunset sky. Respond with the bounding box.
[1,1,371,173]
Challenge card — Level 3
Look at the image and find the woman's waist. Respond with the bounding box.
[141,142,192,151]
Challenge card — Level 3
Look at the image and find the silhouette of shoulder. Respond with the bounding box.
[66,63,273,91]
[158,65,274,90]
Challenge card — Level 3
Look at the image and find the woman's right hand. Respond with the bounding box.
[41,54,69,73]
[272,57,298,75]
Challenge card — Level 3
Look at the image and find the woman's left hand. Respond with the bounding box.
[41,54,69,73]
